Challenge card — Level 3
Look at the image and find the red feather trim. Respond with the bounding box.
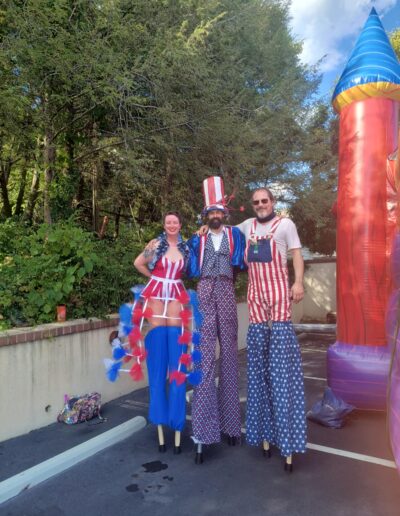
[129,362,144,382]
[128,326,142,345]
[178,331,192,344]
[169,370,186,385]
[177,291,190,305]
[123,355,132,363]
[132,307,143,324]
[132,346,141,356]
[139,350,147,362]
[132,347,147,362]
[179,353,192,366]
[142,307,153,318]
[179,309,192,323]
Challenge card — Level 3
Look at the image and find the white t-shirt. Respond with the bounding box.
[208,229,224,252]
[236,217,301,267]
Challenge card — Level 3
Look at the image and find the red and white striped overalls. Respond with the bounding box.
[245,218,291,323]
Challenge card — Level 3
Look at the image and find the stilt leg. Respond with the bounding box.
[158,425,166,453]
[174,431,181,454]
[195,443,204,464]
[284,454,293,473]
[263,440,271,458]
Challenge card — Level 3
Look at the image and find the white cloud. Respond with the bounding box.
[289,0,397,72]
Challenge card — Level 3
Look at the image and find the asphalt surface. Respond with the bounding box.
[1,330,399,516]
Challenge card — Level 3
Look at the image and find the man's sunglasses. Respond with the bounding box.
[252,198,270,206]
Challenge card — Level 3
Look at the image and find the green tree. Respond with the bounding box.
[1,0,136,224]
[291,103,338,255]
[390,28,400,59]
[1,0,320,228]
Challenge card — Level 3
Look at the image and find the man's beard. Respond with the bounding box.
[256,210,276,223]
[209,217,223,229]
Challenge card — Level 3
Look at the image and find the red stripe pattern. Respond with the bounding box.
[141,256,185,300]
[246,219,291,323]
[203,176,225,207]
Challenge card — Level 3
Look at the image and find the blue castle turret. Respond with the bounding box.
[332,7,400,113]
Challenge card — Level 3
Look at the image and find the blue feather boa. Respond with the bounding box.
[148,232,189,271]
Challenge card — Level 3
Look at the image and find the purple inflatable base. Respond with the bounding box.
[327,342,391,411]
[388,342,400,474]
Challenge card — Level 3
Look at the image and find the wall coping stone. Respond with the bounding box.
[304,257,336,264]
[0,314,119,348]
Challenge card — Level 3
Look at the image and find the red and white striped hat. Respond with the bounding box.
[202,176,228,216]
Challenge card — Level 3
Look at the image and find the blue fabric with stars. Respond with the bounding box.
[246,321,307,456]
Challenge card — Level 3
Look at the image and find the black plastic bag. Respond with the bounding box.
[307,387,354,428]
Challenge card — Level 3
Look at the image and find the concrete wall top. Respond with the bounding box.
[0,315,119,348]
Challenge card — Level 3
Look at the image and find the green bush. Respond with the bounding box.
[1,219,250,329]
[1,222,97,326]
[72,223,157,320]
[0,220,156,328]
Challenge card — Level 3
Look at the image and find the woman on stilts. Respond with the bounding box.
[134,211,193,453]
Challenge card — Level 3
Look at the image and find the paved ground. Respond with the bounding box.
[1,330,399,516]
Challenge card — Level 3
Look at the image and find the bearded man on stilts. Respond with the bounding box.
[187,177,246,464]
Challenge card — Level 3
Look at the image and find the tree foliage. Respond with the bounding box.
[1,0,338,326]
[0,219,157,328]
[1,0,320,227]
[290,104,338,255]
[390,28,400,59]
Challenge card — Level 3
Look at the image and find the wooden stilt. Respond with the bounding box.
[158,425,166,452]
[174,430,181,454]
[284,454,293,472]
[263,440,271,458]
[195,443,203,464]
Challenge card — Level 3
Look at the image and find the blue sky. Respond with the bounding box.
[288,0,400,100]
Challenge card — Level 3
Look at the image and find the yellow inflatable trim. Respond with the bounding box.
[333,82,400,113]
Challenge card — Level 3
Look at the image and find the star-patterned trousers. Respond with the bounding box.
[246,321,307,456]
[192,277,241,444]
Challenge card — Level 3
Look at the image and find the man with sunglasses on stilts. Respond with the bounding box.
[187,177,246,464]
[237,187,306,472]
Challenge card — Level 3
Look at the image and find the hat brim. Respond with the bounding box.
[202,204,229,217]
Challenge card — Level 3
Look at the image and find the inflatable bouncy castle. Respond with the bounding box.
[328,8,400,472]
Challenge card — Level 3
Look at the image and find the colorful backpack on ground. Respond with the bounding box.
[57,392,102,425]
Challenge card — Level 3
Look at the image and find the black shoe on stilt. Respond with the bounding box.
[284,457,293,473]
[262,440,271,458]
[263,448,272,458]
[227,435,236,446]
[173,446,181,455]
[194,442,204,464]
[158,444,166,453]
[195,452,204,464]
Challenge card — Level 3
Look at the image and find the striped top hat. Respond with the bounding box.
[202,176,229,216]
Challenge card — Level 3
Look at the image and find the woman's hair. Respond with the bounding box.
[251,187,275,202]
[163,211,182,224]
